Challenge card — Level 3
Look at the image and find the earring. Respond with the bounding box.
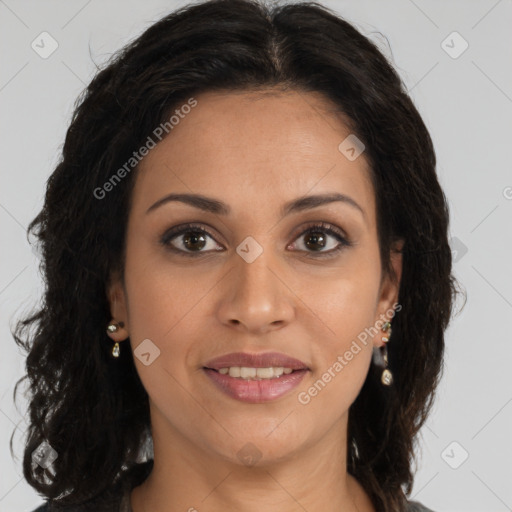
[106,320,125,358]
[380,321,393,386]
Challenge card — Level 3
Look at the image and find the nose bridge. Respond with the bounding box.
[218,235,294,332]
[234,238,280,306]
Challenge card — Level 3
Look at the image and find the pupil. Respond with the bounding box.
[184,232,206,251]
[305,232,326,251]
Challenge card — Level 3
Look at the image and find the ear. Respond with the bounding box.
[373,238,404,347]
[106,271,130,342]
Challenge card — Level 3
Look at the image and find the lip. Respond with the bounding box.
[203,351,310,371]
[202,351,310,404]
[203,368,309,403]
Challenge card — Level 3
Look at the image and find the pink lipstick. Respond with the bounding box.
[203,351,310,403]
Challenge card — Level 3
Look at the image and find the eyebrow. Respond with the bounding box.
[146,192,366,220]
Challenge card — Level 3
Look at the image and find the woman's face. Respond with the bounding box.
[108,89,402,465]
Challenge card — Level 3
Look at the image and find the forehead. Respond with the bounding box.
[132,89,375,224]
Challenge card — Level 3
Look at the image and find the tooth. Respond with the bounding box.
[228,367,241,377]
[256,367,274,378]
[216,366,296,379]
[240,367,257,378]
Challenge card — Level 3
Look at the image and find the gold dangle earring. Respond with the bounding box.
[106,320,125,358]
[380,321,393,386]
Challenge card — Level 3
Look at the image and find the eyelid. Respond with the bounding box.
[161,222,220,240]
[289,220,348,242]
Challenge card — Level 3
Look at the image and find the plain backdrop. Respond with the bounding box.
[1,1,511,511]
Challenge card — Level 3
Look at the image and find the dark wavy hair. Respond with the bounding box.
[12,0,463,510]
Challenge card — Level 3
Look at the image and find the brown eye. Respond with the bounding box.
[160,223,223,256]
[290,222,352,258]
[181,231,207,251]
[303,231,328,251]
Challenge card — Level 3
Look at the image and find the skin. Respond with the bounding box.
[107,89,403,512]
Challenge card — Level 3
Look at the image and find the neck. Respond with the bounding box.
[130,407,375,512]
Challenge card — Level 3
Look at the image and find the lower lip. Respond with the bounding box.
[203,368,308,403]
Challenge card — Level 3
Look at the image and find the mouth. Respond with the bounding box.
[201,351,310,403]
[202,366,305,379]
[203,351,310,372]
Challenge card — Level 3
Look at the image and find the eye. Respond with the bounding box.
[159,221,352,258]
[160,223,223,256]
[288,221,352,258]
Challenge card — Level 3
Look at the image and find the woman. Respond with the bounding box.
[13,0,460,510]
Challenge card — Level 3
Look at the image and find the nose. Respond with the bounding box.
[215,246,295,335]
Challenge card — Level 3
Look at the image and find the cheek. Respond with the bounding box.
[119,252,195,403]
[292,261,380,409]
[122,259,200,418]
[295,280,378,417]
[124,274,202,381]
[296,346,372,428]
[122,236,205,340]
[297,257,381,344]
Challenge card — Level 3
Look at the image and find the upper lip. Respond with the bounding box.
[204,351,310,371]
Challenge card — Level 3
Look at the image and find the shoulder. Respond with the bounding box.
[29,486,124,512]
[29,460,153,512]
[405,499,436,512]
[28,484,123,512]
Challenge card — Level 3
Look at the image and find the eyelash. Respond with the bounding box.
[159,221,352,259]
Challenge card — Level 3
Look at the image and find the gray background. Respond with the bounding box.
[1,1,511,511]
